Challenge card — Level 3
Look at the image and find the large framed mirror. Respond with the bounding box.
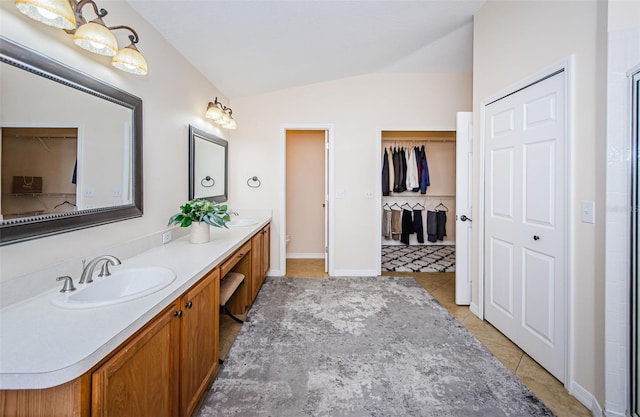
[188,125,227,203]
[0,36,143,246]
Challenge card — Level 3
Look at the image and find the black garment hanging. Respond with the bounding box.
[400,209,414,244]
[435,203,448,241]
[399,148,407,192]
[393,148,401,193]
[382,148,390,196]
[426,210,438,242]
[413,209,424,243]
[436,211,447,241]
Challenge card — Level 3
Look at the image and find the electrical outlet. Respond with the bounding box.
[162,231,172,244]
[336,189,345,199]
[112,187,122,197]
[84,188,94,198]
[364,191,373,199]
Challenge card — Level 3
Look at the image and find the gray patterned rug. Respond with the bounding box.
[198,277,554,417]
[382,245,456,272]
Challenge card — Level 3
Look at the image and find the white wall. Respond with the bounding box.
[0,0,228,281]
[229,72,471,274]
[473,0,607,410]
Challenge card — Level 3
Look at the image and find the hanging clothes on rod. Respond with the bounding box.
[382,148,390,196]
[412,203,425,243]
[426,210,438,242]
[400,207,414,245]
[390,202,402,241]
[436,202,448,241]
[420,145,430,194]
[382,203,392,240]
[405,146,419,192]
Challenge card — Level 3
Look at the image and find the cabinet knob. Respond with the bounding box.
[533,235,540,241]
[238,253,244,258]
[262,230,268,234]
[173,310,183,318]
[185,301,193,309]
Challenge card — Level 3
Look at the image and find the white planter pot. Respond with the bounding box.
[190,222,210,244]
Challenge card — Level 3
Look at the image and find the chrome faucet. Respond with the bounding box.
[79,255,122,284]
[228,210,239,216]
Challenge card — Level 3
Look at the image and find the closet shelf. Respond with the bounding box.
[383,193,455,198]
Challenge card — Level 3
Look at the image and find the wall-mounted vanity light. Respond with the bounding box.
[14,0,148,75]
[205,97,237,130]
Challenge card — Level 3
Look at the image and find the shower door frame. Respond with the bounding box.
[632,69,640,417]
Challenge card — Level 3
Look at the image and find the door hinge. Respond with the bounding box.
[325,246,328,253]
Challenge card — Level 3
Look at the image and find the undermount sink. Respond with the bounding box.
[227,218,258,227]
[52,266,176,309]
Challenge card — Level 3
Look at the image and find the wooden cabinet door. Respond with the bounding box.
[92,304,180,417]
[261,224,270,280]
[180,269,219,417]
[251,232,262,303]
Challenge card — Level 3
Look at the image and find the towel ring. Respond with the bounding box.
[247,176,261,188]
[201,176,215,187]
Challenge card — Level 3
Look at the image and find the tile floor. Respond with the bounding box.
[218,259,591,417]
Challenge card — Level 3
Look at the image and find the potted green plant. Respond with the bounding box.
[168,199,231,243]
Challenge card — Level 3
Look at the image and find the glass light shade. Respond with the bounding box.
[73,20,118,57]
[15,0,76,30]
[205,103,223,121]
[227,118,237,130]
[112,45,148,75]
[219,112,231,125]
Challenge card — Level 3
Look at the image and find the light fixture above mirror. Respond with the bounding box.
[14,0,148,75]
[205,97,237,130]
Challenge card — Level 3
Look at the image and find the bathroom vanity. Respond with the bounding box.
[0,218,271,417]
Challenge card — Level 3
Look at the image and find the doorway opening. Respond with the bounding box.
[280,125,334,277]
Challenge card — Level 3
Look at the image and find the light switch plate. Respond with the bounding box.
[581,201,595,224]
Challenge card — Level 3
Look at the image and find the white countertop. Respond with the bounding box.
[0,215,271,390]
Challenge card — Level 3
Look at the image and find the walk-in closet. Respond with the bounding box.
[381,130,456,272]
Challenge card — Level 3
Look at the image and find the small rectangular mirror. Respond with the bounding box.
[189,125,228,203]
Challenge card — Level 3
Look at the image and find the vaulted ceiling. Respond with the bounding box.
[128,0,484,99]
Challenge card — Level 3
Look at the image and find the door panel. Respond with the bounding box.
[484,71,566,382]
[490,148,515,219]
[524,141,555,227]
[524,93,557,129]
[489,237,514,317]
[523,248,554,344]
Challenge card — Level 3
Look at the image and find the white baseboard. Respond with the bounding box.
[286,253,325,259]
[267,268,283,277]
[569,381,604,417]
[332,269,378,277]
[469,302,480,318]
[604,409,626,417]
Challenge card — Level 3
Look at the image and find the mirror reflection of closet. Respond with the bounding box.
[1,127,78,220]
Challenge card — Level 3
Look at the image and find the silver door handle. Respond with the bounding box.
[460,215,472,222]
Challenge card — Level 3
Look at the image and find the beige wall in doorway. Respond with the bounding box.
[286,130,325,258]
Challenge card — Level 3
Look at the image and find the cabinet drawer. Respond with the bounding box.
[220,241,251,278]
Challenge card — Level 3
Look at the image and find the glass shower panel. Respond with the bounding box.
[633,72,640,417]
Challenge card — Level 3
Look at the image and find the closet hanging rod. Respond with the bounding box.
[14,135,78,140]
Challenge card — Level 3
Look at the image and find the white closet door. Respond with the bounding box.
[484,71,566,382]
